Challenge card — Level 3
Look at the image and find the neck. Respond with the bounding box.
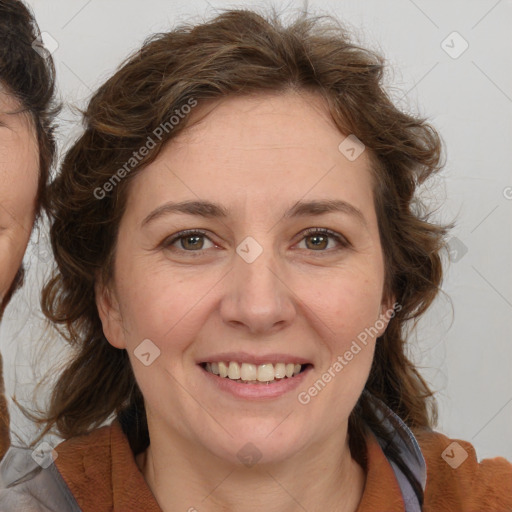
[136,420,366,512]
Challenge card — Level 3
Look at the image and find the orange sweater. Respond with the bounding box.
[44,420,511,511]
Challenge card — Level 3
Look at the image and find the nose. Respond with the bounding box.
[219,242,296,335]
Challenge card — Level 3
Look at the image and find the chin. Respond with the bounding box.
[201,423,306,467]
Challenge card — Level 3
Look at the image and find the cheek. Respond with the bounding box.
[116,249,385,346]
[300,265,384,340]
[295,277,382,420]
[0,232,30,299]
[114,263,209,418]
[115,259,208,354]
[0,150,38,298]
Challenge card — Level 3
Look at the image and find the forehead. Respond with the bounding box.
[0,83,23,114]
[0,88,38,198]
[0,86,36,136]
[126,90,376,219]
[176,90,347,151]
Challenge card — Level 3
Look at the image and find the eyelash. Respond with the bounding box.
[161,227,350,256]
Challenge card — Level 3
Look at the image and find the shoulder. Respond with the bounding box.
[413,428,512,511]
[52,423,116,510]
[52,421,159,511]
[0,444,81,511]
[0,425,115,512]
[53,422,113,475]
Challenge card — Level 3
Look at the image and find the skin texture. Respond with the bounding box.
[97,90,394,512]
[0,90,38,311]
[0,89,39,459]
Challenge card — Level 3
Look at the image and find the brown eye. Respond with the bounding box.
[305,233,329,250]
[162,229,214,254]
[180,234,205,250]
[298,228,349,252]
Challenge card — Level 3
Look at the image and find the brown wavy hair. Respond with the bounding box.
[40,6,449,502]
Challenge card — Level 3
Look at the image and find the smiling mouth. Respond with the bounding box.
[199,361,312,384]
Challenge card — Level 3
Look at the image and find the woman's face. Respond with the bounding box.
[0,89,39,315]
[98,91,394,465]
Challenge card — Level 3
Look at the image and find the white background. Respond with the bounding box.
[1,0,511,461]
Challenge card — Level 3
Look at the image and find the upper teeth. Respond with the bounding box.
[205,361,303,382]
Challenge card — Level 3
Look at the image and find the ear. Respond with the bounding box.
[95,278,127,350]
[376,294,399,338]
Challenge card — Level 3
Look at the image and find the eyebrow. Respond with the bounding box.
[141,199,367,228]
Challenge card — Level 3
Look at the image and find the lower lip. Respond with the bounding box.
[199,364,313,400]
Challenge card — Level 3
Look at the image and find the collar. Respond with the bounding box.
[45,394,426,511]
[361,391,427,511]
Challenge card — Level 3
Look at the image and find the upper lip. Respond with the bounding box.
[198,352,313,366]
